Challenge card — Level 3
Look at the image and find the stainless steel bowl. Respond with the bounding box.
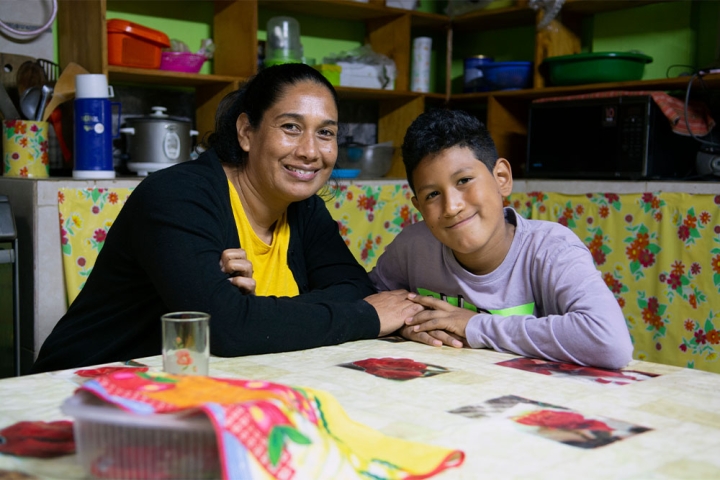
[337,141,394,178]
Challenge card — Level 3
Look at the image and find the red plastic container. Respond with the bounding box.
[107,19,170,69]
[160,52,207,73]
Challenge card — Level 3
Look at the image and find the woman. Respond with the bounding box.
[32,64,418,373]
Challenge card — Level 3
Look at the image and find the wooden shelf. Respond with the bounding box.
[335,86,423,101]
[450,74,720,103]
[258,0,447,29]
[107,66,241,87]
[452,5,536,31]
[562,0,673,15]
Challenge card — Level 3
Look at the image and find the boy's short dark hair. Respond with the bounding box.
[401,109,498,192]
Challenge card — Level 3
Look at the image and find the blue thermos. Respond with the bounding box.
[73,74,120,179]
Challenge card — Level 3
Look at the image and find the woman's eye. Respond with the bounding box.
[282,123,301,132]
[318,128,336,138]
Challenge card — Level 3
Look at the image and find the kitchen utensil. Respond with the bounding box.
[541,52,653,86]
[19,85,42,120]
[35,84,53,121]
[121,106,199,176]
[15,61,46,96]
[41,62,89,122]
[0,82,20,120]
[0,52,36,91]
[36,58,59,82]
[337,140,394,178]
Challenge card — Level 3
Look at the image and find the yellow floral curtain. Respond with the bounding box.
[58,187,134,305]
[58,185,720,373]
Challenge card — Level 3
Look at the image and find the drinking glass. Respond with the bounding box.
[161,312,210,375]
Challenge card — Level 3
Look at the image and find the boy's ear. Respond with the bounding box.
[411,195,420,211]
[236,113,252,153]
[493,158,513,197]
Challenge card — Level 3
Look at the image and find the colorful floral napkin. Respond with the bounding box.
[77,371,464,479]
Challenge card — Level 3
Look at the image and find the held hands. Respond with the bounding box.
[219,248,256,295]
[364,290,425,337]
[402,293,475,348]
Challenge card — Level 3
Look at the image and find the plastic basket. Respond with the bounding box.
[160,52,207,74]
[61,391,221,479]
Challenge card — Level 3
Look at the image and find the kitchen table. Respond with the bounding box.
[1,339,720,479]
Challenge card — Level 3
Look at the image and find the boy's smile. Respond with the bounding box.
[411,146,515,275]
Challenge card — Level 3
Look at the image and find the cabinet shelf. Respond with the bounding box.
[450,74,720,103]
[107,66,242,87]
[258,0,448,29]
[451,0,668,31]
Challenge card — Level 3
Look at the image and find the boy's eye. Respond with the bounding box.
[458,177,472,185]
[425,191,439,200]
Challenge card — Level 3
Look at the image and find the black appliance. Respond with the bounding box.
[526,95,699,179]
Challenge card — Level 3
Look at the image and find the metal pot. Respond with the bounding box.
[120,106,198,174]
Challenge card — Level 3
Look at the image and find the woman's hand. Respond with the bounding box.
[219,248,256,295]
[402,294,475,348]
[364,290,425,336]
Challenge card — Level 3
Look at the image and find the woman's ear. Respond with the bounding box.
[236,113,252,153]
[493,158,514,197]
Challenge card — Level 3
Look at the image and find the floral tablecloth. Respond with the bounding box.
[58,185,720,373]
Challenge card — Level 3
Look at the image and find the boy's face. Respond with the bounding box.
[411,146,513,274]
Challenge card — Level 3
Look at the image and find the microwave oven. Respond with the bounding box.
[526,95,699,180]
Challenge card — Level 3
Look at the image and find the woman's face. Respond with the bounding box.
[237,81,338,206]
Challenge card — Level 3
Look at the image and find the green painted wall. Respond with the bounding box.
[592,2,695,80]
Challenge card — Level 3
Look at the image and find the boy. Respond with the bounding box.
[369,109,633,369]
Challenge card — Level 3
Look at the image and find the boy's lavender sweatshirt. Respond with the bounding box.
[369,208,633,369]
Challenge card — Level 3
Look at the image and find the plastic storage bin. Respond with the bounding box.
[477,61,533,91]
[159,52,207,73]
[61,391,221,479]
[107,19,171,69]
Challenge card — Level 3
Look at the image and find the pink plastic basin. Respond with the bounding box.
[159,52,206,73]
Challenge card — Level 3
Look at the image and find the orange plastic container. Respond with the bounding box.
[107,19,170,69]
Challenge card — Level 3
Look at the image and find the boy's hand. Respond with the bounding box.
[404,294,475,347]
[399,324,467,348]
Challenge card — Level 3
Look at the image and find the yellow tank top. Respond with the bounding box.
[227,180,299,297]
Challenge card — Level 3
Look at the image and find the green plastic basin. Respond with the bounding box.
[542,52,653,86]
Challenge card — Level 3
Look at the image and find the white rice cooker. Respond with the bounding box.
[120,106,199,176]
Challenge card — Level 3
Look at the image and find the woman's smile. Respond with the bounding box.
[284,164,320,180]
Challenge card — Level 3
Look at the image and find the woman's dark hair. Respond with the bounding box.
[205,63,339,167]
[401,108,498,192]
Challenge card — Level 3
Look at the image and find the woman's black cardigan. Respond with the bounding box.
[32,149,379,373]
